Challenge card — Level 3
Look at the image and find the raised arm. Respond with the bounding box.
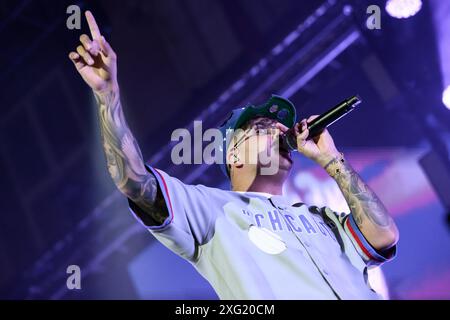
[68,11,168,225]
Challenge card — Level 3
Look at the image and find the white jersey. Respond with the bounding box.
[128,165,397,300]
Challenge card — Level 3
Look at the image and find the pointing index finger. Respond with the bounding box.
[85,10,101,40]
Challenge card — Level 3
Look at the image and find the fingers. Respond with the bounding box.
[76,45,94,65]
[299,120,309,139]
[85,10,101,40]
[275,122,289,133]
[296,114,319,135]
[79,34,100,56]
[83,11,115,59]
[307,114,320,123]
[294,123,307,149]
[68,52,79,60]
[79,34,91,50]
[68,51,85,70]
[294,120,307,133]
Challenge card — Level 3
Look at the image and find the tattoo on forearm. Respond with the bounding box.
[325,157,392,230]
[94,91,168,224]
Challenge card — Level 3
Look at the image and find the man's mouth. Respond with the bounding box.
[268,135,292,163]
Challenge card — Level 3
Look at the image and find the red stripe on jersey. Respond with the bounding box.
[345,218,379,262]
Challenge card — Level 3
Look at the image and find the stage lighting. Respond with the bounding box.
[385,0,422,19]
[443,85,450,110]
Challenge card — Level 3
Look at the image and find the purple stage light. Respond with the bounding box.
[443,85,450,110]
[386,0,422,19]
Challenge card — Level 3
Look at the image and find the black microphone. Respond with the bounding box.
[281,95,362,151]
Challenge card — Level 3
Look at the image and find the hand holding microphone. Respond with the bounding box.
[281,95,361,151]
[276,95,361,166]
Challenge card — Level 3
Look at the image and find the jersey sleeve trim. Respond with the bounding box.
[127,165,175,231]
[344,213,397,266]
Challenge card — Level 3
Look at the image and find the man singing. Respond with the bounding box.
[69,11,399,299]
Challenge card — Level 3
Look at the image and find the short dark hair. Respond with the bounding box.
[239,116,278,131]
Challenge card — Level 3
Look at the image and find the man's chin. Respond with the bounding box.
[257,158,292,176]
[279,159,293,173]
[281,153,293,164]
[279,152,293,167]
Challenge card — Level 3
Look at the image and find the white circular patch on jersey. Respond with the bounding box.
[248,225,287,255]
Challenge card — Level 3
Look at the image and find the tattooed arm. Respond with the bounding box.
[287,115,399,251]
[95,90,168,225]
[69,11,168,225]
[321,154,399,251]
